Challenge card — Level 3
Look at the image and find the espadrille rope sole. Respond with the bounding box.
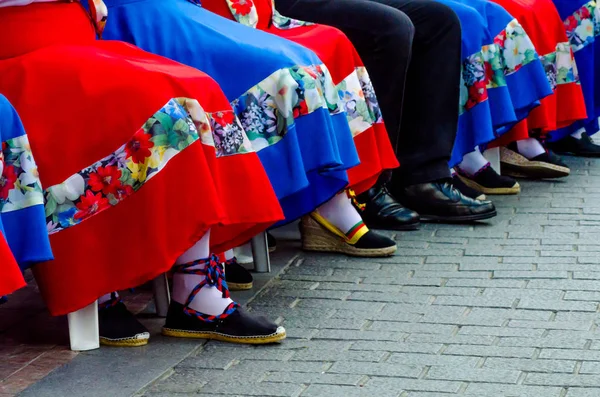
[500,147,570,179]
[227,281,253,291]
[162,326,286,344]
[100,333,150,347]
[457,174,521,195]
[300,216,396,257]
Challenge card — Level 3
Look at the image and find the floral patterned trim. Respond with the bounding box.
[459,51,489,115]
[539,42,580,91]
[493,19,539,76]
[270,0,313,29]
[564,1,599,53]
[0,135,44,214]
[224,0,259,28]
[44,98,253,235]
[355,67,383,125]
[337,70,377,137]
[231,64,342,149]
[481,44,508,89]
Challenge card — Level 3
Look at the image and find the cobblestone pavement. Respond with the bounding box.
[12,156,600,397]
[137,156,600,397]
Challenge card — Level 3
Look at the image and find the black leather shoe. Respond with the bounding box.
[547,133,600,157]
[391,181,497,222]
[355,185,420,231]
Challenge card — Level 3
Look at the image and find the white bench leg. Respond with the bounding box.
[250,233,270,273]
[483,147,501,175]
[67,300,100,351]
[152,273,171,318]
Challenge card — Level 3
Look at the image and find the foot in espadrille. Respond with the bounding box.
[501,144,570,179]
[224,257,253,291]
[452,173,486,201]
[162,301,285,344]
[99,298,150,347]
[164,255,285,344]
[300,213,396,257]
[456,164,520,195]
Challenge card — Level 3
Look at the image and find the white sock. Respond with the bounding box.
[516,138,545,159]
[570,128,585,140]
[317,191,364,234]
[172,230,234,316]
[98,292,118,305]
[224,249,234,261]
[458,148,490,176]
[450,168,457,177]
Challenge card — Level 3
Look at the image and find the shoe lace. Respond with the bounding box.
[347,189,366,211]
[98,292,122,310]
[172,254,238,322]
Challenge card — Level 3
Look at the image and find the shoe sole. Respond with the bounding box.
[420,210,497,223]
[161,327,286,344]
[500,147,570,179]
[100,336,149,347]
[227,281,253,291]
[457,174,521,195]
[365,221,421,231]
[300,216,397,257]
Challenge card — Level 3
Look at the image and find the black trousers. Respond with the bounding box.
[275,0,462,186]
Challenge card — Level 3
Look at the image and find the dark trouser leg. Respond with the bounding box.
[275,0,461,186]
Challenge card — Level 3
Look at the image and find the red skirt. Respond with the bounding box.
[202,0,398,194]
[491,0,587,145]
[0,234,25,296]
[0,2,282,315]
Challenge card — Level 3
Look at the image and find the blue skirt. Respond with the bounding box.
[0,94,53,270]
[448,0,553,135]
[435,0,496,166]
[550,0,599,141]
[103,0,359,224]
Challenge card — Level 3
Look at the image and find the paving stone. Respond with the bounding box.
[406,333,495,346]
[350,341,443,354]
[366,378,463,394]
[508,320,591,331]
[281,317,367,330]
[313,329,405,342]
[347,292,431,304]
[566,388,600,397]
[289,349,386,363]
[443,345,535,359]
[432,295,516,308]
[578,362,600,374]
[265,372,364,386]
[458,326,545,337]
[328,361,423,378]
[426,366,521,383]
[368,321,456,335]
[463,383,564,396]
[497,336,587,349]
[517,298,598,312]
[445,278,526,288]
[300,384,401,397]
[388,353,479,367]
[539,349,600,361]
[494,270,569,279]
[483,357,577,373]
[525,373,600,387]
